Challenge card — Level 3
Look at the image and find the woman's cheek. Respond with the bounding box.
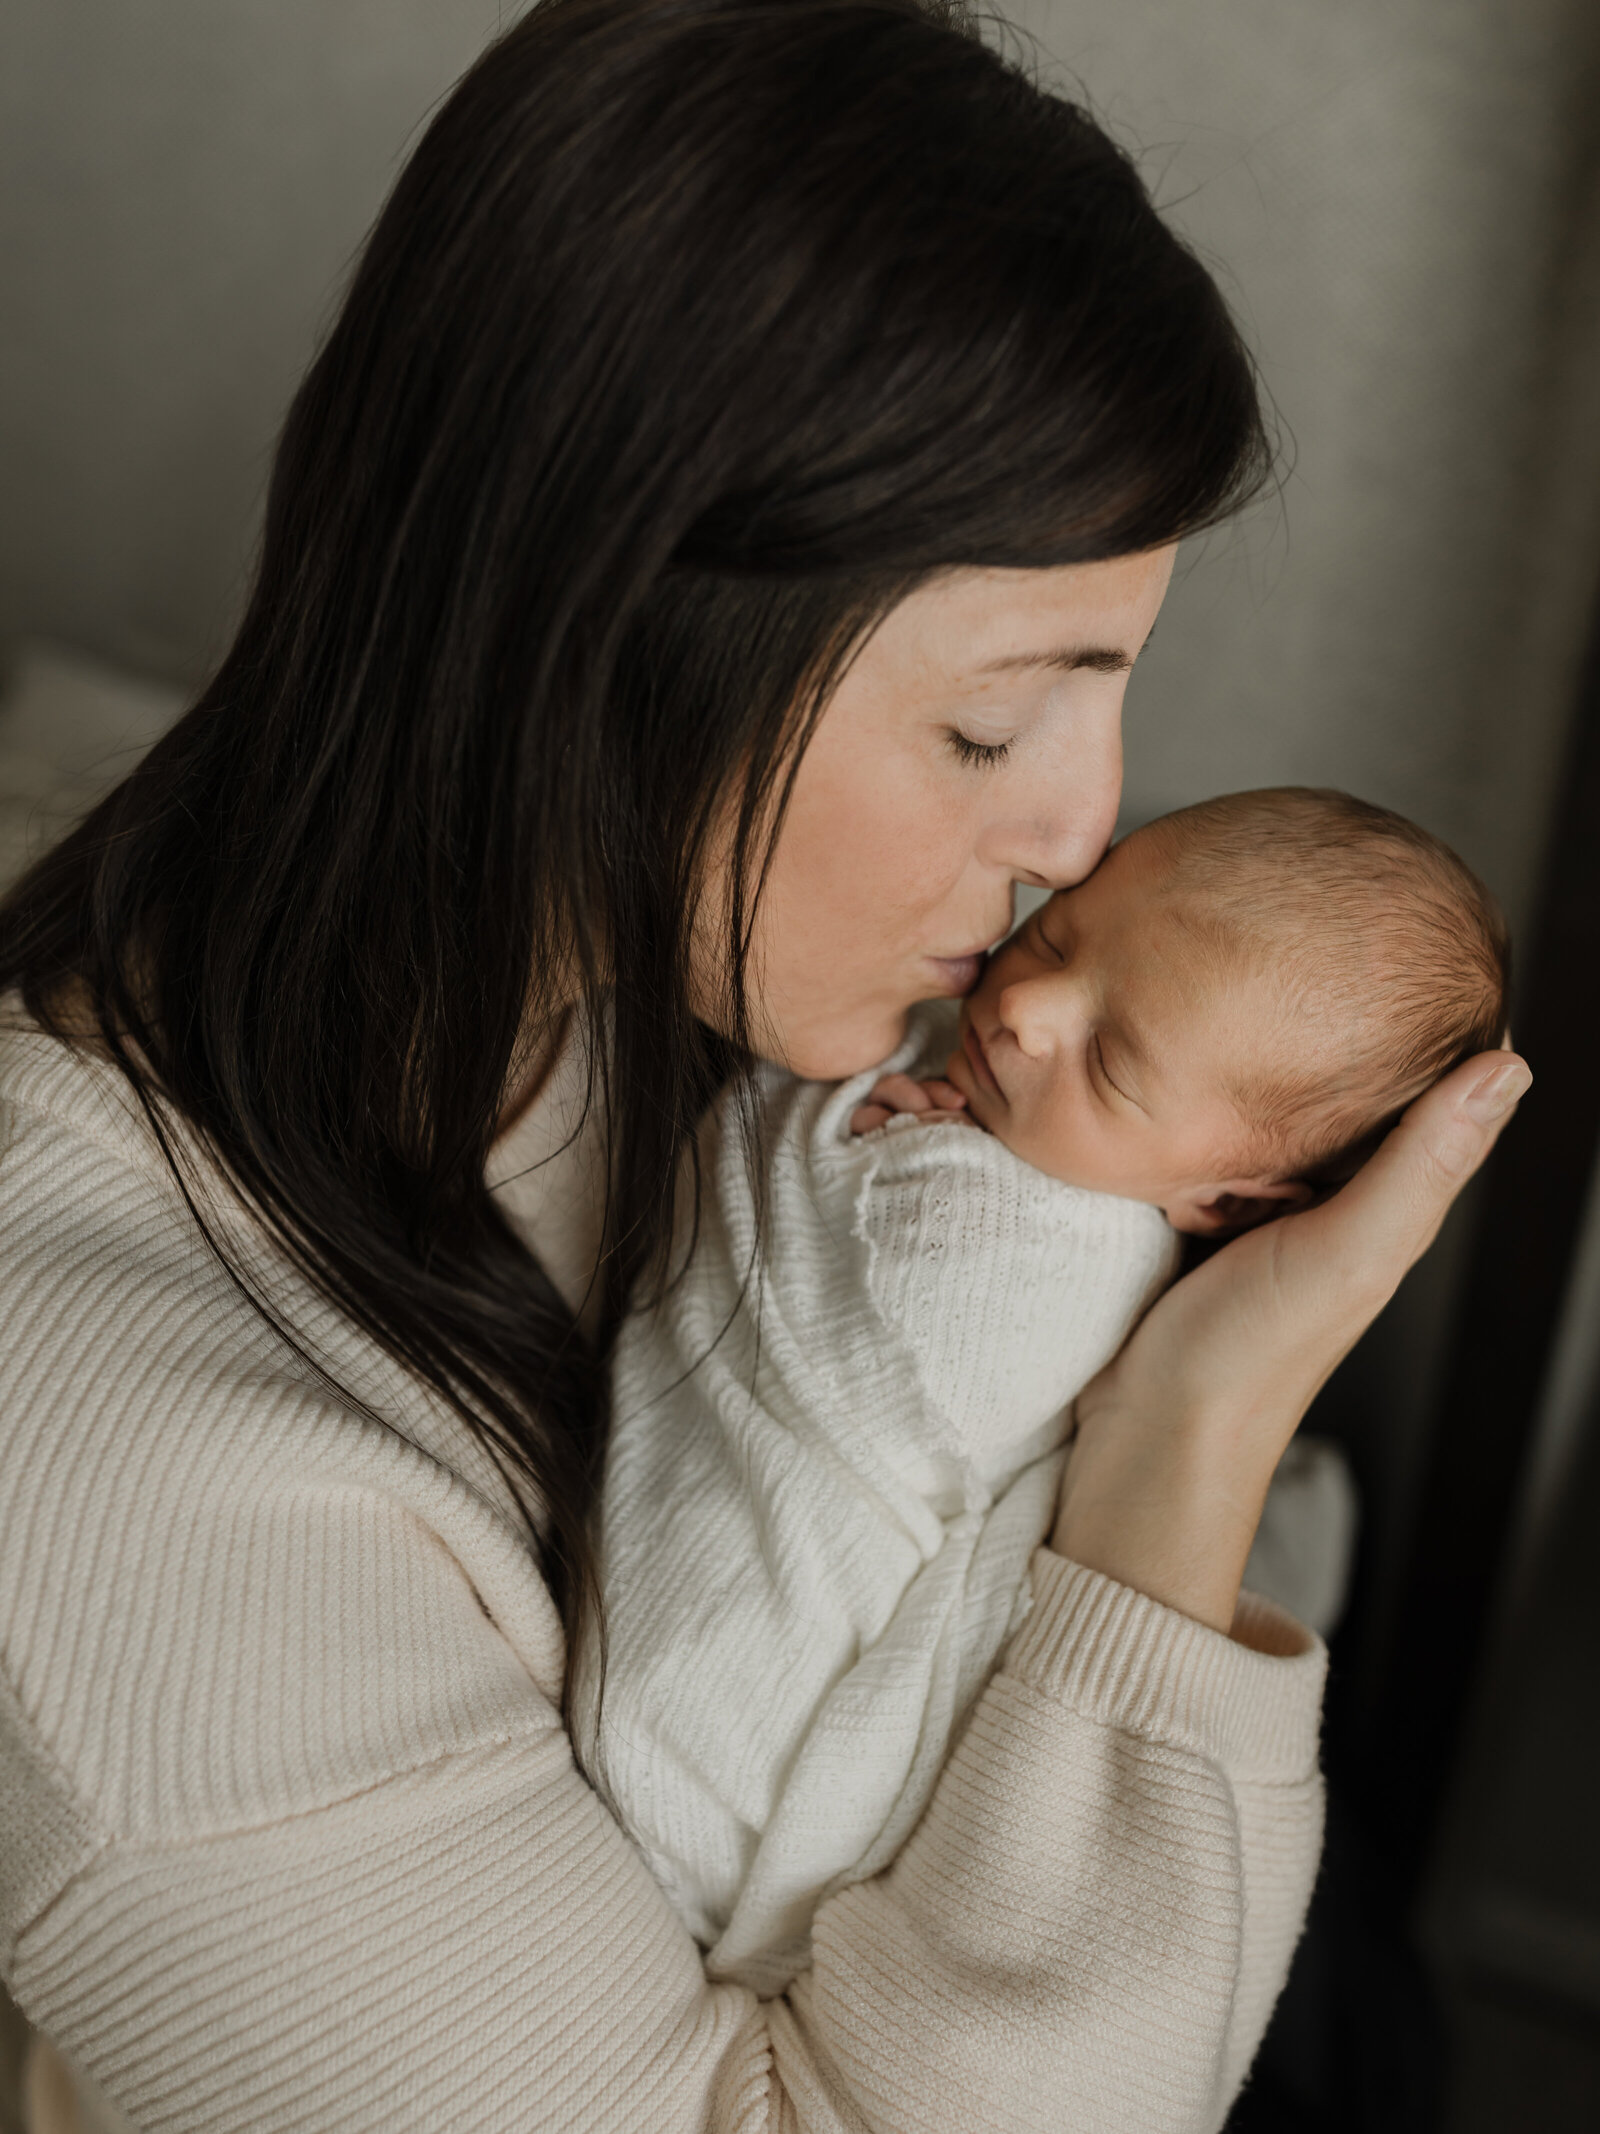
[832,744,958,891]
[797,761,971,969]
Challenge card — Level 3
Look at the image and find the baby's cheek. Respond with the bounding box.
[1016,1087,1105,1188]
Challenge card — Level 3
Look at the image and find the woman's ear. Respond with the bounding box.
[1163,1175,1317,1236]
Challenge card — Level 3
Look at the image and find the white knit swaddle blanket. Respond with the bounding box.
[578,1004,1179,1994]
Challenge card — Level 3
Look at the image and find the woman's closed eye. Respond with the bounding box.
[946,727,1013,769]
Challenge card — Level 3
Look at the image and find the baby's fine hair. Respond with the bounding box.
[1149,787,1511,1179]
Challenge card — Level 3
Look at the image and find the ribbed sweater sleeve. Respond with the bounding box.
[0,1031,1327,2134]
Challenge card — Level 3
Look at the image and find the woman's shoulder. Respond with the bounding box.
[0,993,174,1181]
[0,1006,566,1870]
[0,1010,319,1424]
[0,1001,533,1498]
[0,1008,241,1392]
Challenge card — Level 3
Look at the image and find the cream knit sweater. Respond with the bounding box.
[588,1007,1180,1993]
[0,1004,1327,2134]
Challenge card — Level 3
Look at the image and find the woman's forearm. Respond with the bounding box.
[1049,1422,1268,1636]
[791,1547,1326,2133]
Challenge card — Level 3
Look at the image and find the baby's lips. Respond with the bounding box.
[960,1018,1003,1098]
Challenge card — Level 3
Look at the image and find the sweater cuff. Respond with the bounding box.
[1003,1549,1327,1783]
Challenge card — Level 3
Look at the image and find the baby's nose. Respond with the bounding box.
[997,979,1054,1058]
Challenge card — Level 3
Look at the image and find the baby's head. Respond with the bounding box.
[944,788,1510,1233]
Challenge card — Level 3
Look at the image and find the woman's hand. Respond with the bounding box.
[1051,1050,1532,1636]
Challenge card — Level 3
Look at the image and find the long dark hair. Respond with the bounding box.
[0,0,1270,1720]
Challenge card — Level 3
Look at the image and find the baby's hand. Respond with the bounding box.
[849,1073,973,1136]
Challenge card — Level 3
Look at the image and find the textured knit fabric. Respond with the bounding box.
[586,1006,1180,1992]
[0,1000,1328,2134]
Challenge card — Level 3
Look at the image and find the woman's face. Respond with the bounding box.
[710,546,1176,1079]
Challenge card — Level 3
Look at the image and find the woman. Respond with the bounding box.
[0,2,1526,2128]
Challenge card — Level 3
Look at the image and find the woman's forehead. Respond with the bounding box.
[878,554,1175,678]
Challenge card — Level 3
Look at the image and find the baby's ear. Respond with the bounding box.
[1163,1176,1317,1237]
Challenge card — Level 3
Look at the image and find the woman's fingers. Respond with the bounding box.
[1232,1047,1531,1408]
[1379,1052,1530,1244]
[1275,1050,1530,1318]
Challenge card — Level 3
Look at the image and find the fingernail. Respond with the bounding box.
[1464,1060,1531,1121]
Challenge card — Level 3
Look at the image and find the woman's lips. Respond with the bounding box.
[925,953,984,996]
[926,932,1007,995]
[962,1019,1002,1098]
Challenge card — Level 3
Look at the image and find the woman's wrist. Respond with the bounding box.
[1048,1406,1272,1636]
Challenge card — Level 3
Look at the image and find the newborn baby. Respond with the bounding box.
[576,787,1508,1995]
[863,784,1511,1223]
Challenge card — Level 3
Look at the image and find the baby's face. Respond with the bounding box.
[943,827,1314,1231]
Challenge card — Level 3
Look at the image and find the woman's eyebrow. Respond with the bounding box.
[977,644,1132,676]
[976,621,1158,677]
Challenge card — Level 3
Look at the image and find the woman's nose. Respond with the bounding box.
[980,700,1123,889]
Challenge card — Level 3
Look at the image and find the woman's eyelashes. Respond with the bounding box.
[946,727,1014,769]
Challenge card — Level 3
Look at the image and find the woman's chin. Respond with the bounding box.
[765,1005,914,1083]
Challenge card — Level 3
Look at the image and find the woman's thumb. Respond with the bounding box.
[1456,1054,1533,1130]
[1355,1051,1530,1259]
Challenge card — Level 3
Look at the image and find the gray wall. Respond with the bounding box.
[0,0,510,679]
[1019,0,1600,935]
[3,0,1599,1655]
